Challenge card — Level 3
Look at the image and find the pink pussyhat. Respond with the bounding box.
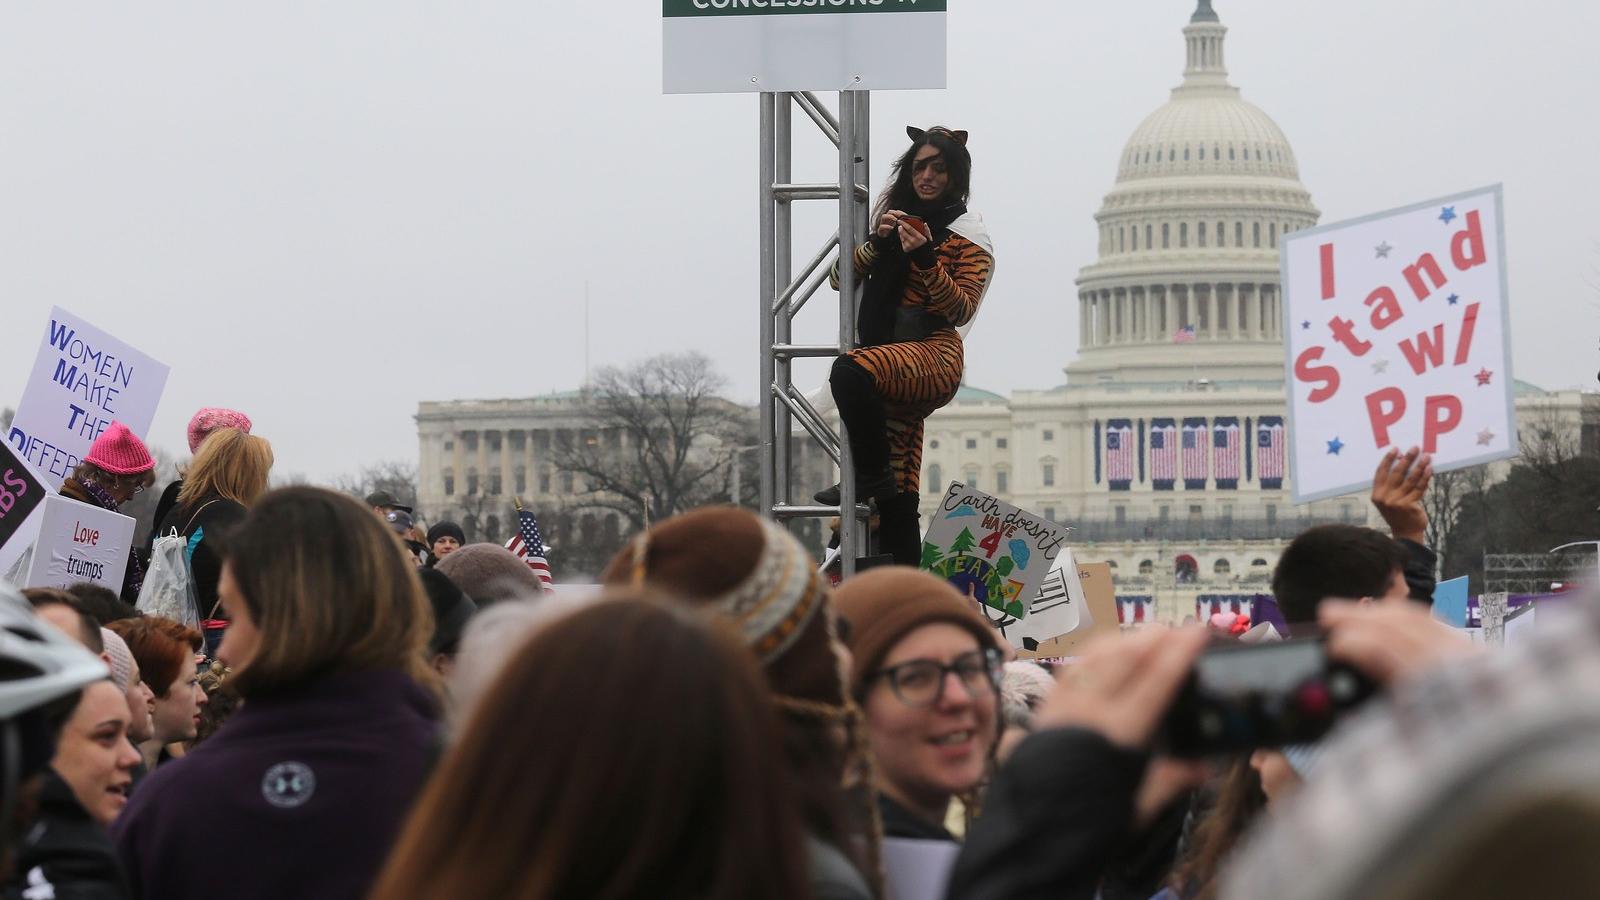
[84,421,155,475]
[187,407,253,453]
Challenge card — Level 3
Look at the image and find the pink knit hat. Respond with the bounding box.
[187,407,253,454]
[84,422,155,475]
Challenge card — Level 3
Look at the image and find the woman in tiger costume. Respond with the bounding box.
[816,125,995,566]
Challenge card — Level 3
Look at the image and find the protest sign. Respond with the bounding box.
[920,483,1072,646]
[882,837,959,900]
[22,494,135,594]
[1017,562,1120,659]
[1280,186,1514,503]
[0,440,46,564]
[1431,575,1471,627]
[8,307,169,490]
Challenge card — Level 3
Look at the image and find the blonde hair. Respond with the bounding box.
[176,427,273,509]
[222,486,436,698]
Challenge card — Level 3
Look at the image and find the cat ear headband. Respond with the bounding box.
[907,125,969,147]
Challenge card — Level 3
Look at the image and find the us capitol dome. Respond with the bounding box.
[1070,0,1320,384]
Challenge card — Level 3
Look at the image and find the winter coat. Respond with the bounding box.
[880,793,958,842]
[3,769,130,900]
[152,495,245,621]
[945,727,1147,900]
[111,669,440,900]
[1397,538,1438,605]
[808,835,874,900]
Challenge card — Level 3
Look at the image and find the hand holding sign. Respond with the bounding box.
[1282,186,1514,503]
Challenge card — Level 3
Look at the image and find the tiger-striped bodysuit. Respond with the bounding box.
[830,233,994,494]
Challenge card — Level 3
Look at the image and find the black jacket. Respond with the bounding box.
[154,495,246,621]
[4,770,131,900]
[1397,538,1438,606]
[945,728,1146,900]
[881,793,957,842]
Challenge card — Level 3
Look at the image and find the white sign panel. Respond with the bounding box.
[1281,185,1515,503]
[663,0,947,94]
[7,307,170,490]
[23,493,136,594]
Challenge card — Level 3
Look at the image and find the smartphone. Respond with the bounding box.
[1156,637,1375,758]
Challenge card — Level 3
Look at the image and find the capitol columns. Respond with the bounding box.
[1167,284,1181,336]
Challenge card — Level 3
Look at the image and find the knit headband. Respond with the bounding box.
[630,517,824,666]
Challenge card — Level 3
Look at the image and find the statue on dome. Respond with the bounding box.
[815,125,996,566]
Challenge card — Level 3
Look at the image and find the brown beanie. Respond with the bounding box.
[833,567,1003,701]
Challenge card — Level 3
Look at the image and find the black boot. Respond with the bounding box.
[876,491,923,567]
[816,356,895,506]
[813,467,896,507]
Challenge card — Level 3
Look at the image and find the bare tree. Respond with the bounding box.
[1424,466,1489,564]
[331,461,419,512]
[552,353,753,533]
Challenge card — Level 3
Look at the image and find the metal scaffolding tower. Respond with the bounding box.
[758,90,871,575]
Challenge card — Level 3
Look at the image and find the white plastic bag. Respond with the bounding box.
[137,529,199,629]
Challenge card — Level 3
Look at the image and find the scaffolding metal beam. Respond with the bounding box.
[759,90,870,574]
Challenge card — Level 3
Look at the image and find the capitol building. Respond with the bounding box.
[915,0,1597,624]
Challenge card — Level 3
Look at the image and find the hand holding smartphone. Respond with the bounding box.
[1156,637,1376,758]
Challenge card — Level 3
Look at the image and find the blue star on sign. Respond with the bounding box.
[1326,437,1344,455]
[1447,293,1460,305]
[1439,206,1457,225]
[1301,320,1310,330]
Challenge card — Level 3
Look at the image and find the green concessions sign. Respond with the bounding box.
[663,0,947,93]
[664,0,947,16]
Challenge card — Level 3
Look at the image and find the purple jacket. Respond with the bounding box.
[111,669,440,900]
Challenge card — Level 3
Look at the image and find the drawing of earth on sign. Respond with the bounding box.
[924,525,1029,622]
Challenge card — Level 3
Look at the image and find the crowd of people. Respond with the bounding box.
[0,396,1592,900]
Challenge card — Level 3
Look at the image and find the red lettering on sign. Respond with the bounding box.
[1422,394,1463,452]
[1294,347,1341,403]
[1365,387,1407,449]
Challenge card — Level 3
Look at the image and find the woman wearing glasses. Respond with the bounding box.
[835,567,1004,841]
[56,421,159,603]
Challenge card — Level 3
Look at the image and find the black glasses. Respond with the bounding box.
[873,648,1001,708]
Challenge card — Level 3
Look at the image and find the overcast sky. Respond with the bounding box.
[3,1,1596,482]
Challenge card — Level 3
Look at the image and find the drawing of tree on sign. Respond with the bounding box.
[950,527,977,555]
[920,542,945,569]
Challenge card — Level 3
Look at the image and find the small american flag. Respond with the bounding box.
[1173,324,1197,344]
[1150,420,1177,487]
[1258,417,1286,487]
[505,505,554,590]
[1106,421,1135,488]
